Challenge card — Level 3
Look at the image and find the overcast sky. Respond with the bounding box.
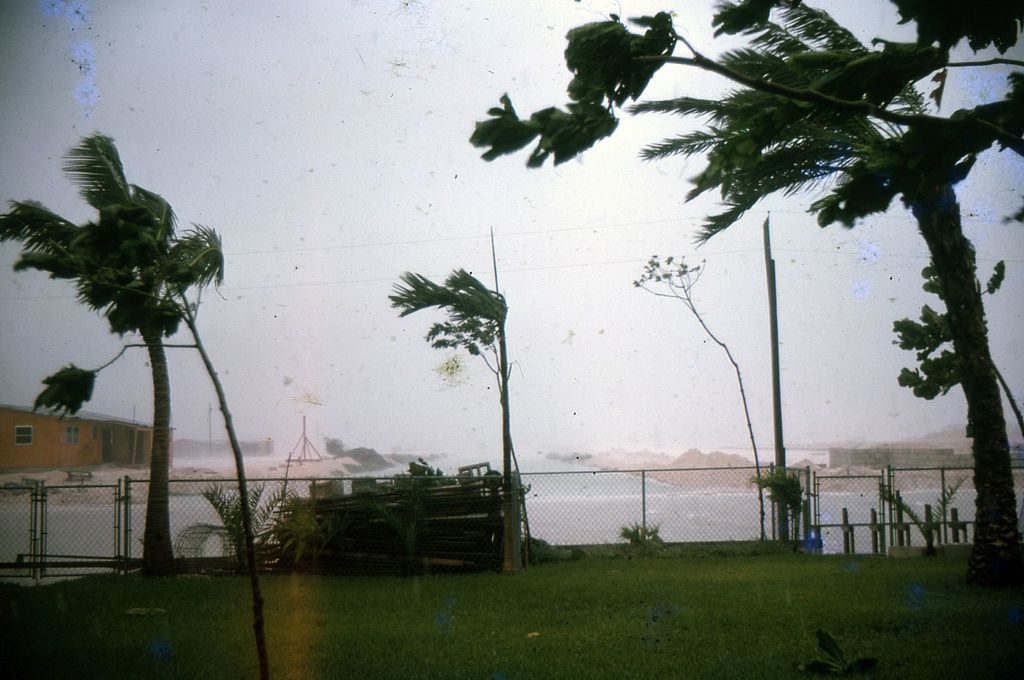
[1,1,1021,469]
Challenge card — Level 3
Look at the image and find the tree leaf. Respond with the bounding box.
[986,261,1005,295]
[470,95,541,162]
[815,629,847,666]
[890,0,1024,53]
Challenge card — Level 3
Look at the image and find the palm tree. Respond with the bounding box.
[389,269,523,572]
[627,5,1020,585]
[0,134,223,576]
[473,2,1022,585]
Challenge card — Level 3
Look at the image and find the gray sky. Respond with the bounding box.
[1,1,1022,468]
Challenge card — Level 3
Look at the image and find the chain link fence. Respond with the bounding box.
[810,466,1024,555]
[522,466,769,546]
[3,464,1023,578]
[0,478,125,578]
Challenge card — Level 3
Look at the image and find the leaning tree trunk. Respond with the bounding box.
[141,334,176,576]
[497,327,522,573]
[913,183,1023,587]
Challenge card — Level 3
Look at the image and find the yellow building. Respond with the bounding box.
[0,404,154,471]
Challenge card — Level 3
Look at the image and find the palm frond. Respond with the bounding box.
[771,3,863,53]
[166,225,225,290]
[639,129,723,160]
[390,269,506,323]
[632,5,912,241]
[0,200,78,253]
[631,96,733,120]
[698,201,756,242]
[390,272,453,316]
[62,134,132,209]
[130,184,177,239]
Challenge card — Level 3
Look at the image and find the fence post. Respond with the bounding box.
[868,507,876,557]
[924,503,935,555]
[949,508,967,543]
[841,507,854,555]
[876,474,887,556]
[124,476,133,565]
[939,467,948,544]
[884,466,893,549]
[38,481,48,580]
[803,467,812,547]
[28,480,41,581]
[114,478,122,572]
[641,469,647,538]
[895,491,906,546]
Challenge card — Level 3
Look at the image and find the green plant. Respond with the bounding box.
[201,483,284,567]
[884,477,965,555]
[619,522,664,557]
[751,468,804,546]
[528,537,574,565]
[271,495,350,568]
[471,0,1024,587]
[799,629,878,675]
[390,267,523,573]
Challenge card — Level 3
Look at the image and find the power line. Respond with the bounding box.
[228,216,693,257]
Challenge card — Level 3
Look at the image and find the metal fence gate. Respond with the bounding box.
[0,478,129,579]
[810,465,1024,555]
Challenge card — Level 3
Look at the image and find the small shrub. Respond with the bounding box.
[200,482,284,568]
[528,537,574,565]
[619,522,664,557]
[270,495,350,569]
[799,629,877,675]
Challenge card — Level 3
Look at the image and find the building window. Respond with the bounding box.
[65,425,80,444]
[15,426,33,445]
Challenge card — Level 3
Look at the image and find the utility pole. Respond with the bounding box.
[763,216,788,541]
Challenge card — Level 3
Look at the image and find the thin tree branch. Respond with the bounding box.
[639,54,1024,157]
[994,365,1024,441]
[947,58,1024,68]
[180,300,270,680]
[637,263,767,540]
[93,342,197,372]
[93,345,134,372]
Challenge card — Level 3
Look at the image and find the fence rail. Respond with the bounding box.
[1,464,1021,579]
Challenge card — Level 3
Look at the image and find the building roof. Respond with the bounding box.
[0,404,152,428]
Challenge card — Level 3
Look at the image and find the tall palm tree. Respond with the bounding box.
[0,134,224,576]
[473,1,1022,585]
[628,5,1021,585]
[390,269,523,572]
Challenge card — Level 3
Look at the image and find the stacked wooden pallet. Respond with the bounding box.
[304,477,504,574]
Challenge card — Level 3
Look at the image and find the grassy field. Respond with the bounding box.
[2,549,1022,679]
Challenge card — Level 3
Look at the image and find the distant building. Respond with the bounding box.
[0,404,154,471]
[828,447,963,468]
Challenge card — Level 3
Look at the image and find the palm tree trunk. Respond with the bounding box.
[912,184,1023,587]
[498,327,521,573]
[141,332,175,576]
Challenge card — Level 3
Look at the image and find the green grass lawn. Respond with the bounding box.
[2,550,1022,679]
